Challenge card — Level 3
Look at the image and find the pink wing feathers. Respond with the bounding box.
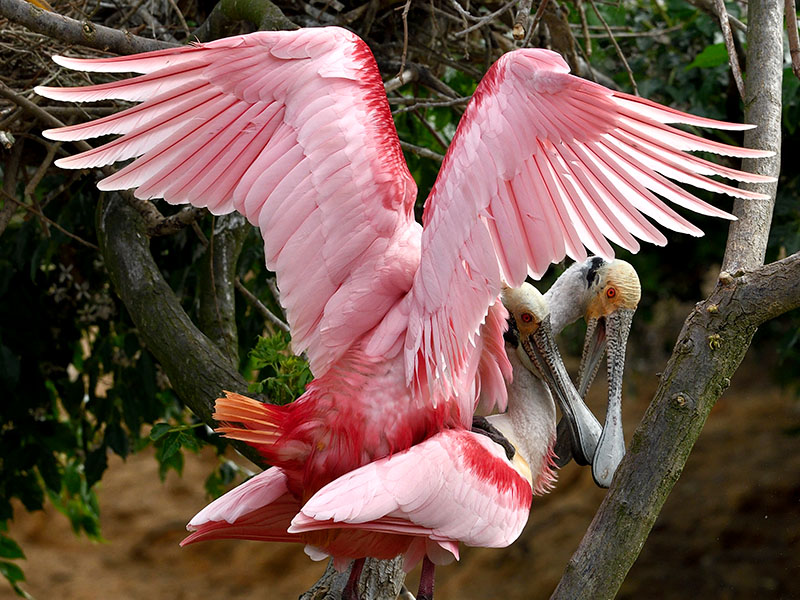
[38,32,772,413]
[402,48,773,392]
[36,27,419,378]
[182,466,301,545]
[288,429,533,554]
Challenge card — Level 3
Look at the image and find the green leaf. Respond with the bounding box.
[149,422,172,441]
[157,432,182,462]
[0,537,24,560]
[685,43,728,70]
[0,561,24,584]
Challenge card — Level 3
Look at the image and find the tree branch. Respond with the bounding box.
[0,0,176,53]
[198,213,249,363]
[721,0,783,273]
[551,251,800,599]
[96,192,265,467]
[192,0,297,41]
[299,557,405,600]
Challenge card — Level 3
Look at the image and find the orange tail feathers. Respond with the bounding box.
[214,391,284,451]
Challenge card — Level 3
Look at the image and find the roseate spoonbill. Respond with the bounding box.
[544,257,641,486]
[37,23,769,565]
[183,283,562,600]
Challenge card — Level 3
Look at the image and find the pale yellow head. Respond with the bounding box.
[585,259,641,321]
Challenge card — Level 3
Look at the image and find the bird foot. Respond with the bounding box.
[471,416,515,460]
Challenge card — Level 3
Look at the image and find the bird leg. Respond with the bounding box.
[342,558,366,600]
[416,556,436,600]
[471,416,516,460]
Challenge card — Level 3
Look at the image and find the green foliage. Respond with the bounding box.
[685,43,730,70]
[248,332,312,405]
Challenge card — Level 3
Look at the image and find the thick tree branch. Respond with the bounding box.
[96,192,265,467]
[0,0,176,53]
[721,0,783,273]
[552,251,800,599]
[198,213,249,363]
[192,0,297,40]
[299,557,405,600]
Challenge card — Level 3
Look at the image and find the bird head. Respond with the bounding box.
[579,257,640,398]
[501,283,602,467]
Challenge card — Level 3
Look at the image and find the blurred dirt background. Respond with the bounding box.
[3,315,800,600]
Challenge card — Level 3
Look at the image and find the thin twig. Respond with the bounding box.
[786,0,800,80]
[234,277,290,333]
[165,0,191,37]
[452,0,518,37]
[714,0,745,99]
[398,0,412,76]
[24,140,60,200]
[587,0,638,94]
[450,0,479,21]
[147,206,207,237]
[524,0,551,46]
[384,69,417,94]
[411,108,449,150]
[0,188,99,249]
[576,0,592,56]
[265,277,282,310]
[398,140,444,162]
[391,96,471,114]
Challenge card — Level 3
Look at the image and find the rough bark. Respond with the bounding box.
[193,0,297,40]
[299,558,406,600]
[198,213,249,363]
[721,0,784,273]
[96,192,265,467]
[0,0,176,53]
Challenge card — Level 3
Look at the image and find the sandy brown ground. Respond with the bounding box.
[3,354,800,600]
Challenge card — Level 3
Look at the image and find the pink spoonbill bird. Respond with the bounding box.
[36,24,771,587]
[182,284,563,600]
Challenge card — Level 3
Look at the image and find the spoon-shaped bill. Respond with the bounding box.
[591,308,634,488]
[519,316,602,466]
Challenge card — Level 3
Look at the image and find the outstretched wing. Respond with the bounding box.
[288,429,532,549]
[404,48,773,389]
[36,27,419,377]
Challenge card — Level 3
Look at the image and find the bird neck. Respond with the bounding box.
[544,264,591,333]
[486,346,557,495]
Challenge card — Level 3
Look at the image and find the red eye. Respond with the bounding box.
[521,313,533,323]
[606,287,617,299]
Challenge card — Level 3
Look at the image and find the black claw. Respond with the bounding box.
[472,416,516,460]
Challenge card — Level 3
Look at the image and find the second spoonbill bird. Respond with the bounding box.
[37,24,771,585]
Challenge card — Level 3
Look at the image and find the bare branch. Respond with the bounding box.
[722,0,784,273]
[452,0,518,37]
[234,277,290,334]
[713,0,745,99]
[786,0,800,80]
[97,192,265,467]
[391,96,471,114]
[398,140,445,162]
[0,0,176,53]
[513,0,533,40]
[0,188,99,249]
[587,0,638,94]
